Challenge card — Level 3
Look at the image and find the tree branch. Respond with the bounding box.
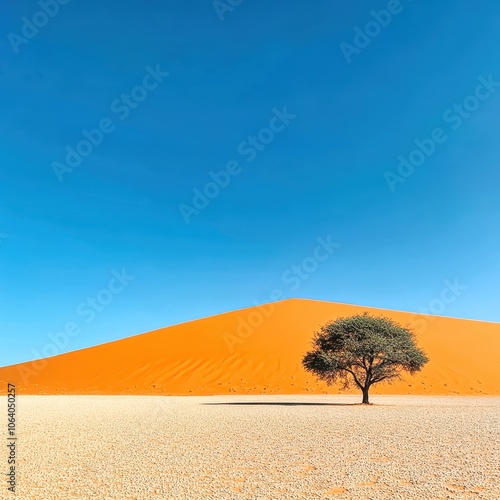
[371,375,391,384]
[344,368,364,389]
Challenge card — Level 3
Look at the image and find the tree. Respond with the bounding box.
[302,313,429,404]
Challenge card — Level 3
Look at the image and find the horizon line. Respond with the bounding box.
[1,297,498,369]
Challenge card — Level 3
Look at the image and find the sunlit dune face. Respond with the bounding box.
[0,299,499,396]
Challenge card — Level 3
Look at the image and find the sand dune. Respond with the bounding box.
[1,299,499,395]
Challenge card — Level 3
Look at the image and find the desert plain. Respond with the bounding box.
[14,395,500,499]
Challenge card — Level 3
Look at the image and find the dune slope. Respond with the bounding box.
[1,299,499,395]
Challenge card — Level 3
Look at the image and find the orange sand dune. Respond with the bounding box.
[1,299,499,395]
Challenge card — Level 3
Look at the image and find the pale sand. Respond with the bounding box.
[11,395,500,499]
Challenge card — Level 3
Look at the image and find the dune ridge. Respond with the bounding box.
[1,298,499,395]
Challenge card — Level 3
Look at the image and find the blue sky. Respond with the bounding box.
[1,0,500,366]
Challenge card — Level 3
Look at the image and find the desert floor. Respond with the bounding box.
[12,395,500,499]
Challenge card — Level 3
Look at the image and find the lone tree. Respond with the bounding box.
[302,313,429,404]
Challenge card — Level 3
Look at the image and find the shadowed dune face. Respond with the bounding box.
[0,298,499,395]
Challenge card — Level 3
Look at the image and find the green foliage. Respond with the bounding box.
[302,313,429,402]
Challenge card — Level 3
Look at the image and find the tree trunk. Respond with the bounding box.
[361,386,370,404]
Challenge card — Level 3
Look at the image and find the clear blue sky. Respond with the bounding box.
[1,0,499,366]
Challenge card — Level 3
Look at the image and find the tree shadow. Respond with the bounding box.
[202,402,363,407]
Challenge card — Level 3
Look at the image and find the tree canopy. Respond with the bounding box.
[302,313,429,404]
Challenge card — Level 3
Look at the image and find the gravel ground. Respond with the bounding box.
[10,395,500,499]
